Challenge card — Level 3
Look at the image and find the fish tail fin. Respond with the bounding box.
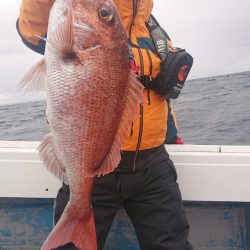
[41,205,97,250]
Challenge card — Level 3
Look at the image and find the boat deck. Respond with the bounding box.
[0,141,250,249]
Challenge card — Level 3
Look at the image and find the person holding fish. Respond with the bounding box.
[17,0,193,249]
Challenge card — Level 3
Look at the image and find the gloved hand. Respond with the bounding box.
[129,59,140,74]
[165,135,184,144]
[175,136,184,144]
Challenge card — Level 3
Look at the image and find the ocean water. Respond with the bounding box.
[0,71,250,145]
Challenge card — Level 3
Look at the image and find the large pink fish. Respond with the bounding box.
[20,0,144,249]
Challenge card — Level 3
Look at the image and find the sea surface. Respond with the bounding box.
[0,71,250,145]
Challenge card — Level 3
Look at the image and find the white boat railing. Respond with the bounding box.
[0,141,250,202]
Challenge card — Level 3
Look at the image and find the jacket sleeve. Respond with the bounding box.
[16,0,55,55]
[165,97,179,144]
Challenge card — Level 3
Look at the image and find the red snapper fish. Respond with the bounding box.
[19,0,144,249]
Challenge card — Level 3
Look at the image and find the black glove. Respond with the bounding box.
[152,48,193,98]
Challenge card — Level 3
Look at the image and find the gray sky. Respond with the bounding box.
[0,0,250,95]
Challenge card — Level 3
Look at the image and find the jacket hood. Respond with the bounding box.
[113,0,153,38]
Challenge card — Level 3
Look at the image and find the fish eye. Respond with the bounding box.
[98,5,114,23]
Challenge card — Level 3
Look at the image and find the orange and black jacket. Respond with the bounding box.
[16,0,179,151]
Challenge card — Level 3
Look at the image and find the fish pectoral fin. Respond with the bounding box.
[38,134,68,184]
[48,0,74,57]
[19,58,46,92]
[96,71,145,176]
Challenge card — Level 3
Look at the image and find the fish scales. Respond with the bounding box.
[19,0,144,249]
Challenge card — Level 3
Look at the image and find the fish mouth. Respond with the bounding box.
[73,22,95,32]
[82,44,102,52]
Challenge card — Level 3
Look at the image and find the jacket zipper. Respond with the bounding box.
[133,47,144,172]
[129,0,139,41]
[128,0,144,172]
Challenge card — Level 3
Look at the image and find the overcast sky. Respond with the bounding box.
[0,0,250,94]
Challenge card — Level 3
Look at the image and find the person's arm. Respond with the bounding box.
[147,15,193,99]
[16,0,55,55]
[165,98,184,144]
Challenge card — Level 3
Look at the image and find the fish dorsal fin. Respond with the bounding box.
[93,72,144,177]
[48,0,74,55]
[38,133,68,184]
[19,58,46,91]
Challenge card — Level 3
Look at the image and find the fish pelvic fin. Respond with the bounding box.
[18,58,46,92]
[41,205,97,250]
[38,133,68,184]
[94,72,145,176]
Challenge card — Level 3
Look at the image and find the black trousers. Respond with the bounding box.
[54,145,193,250]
